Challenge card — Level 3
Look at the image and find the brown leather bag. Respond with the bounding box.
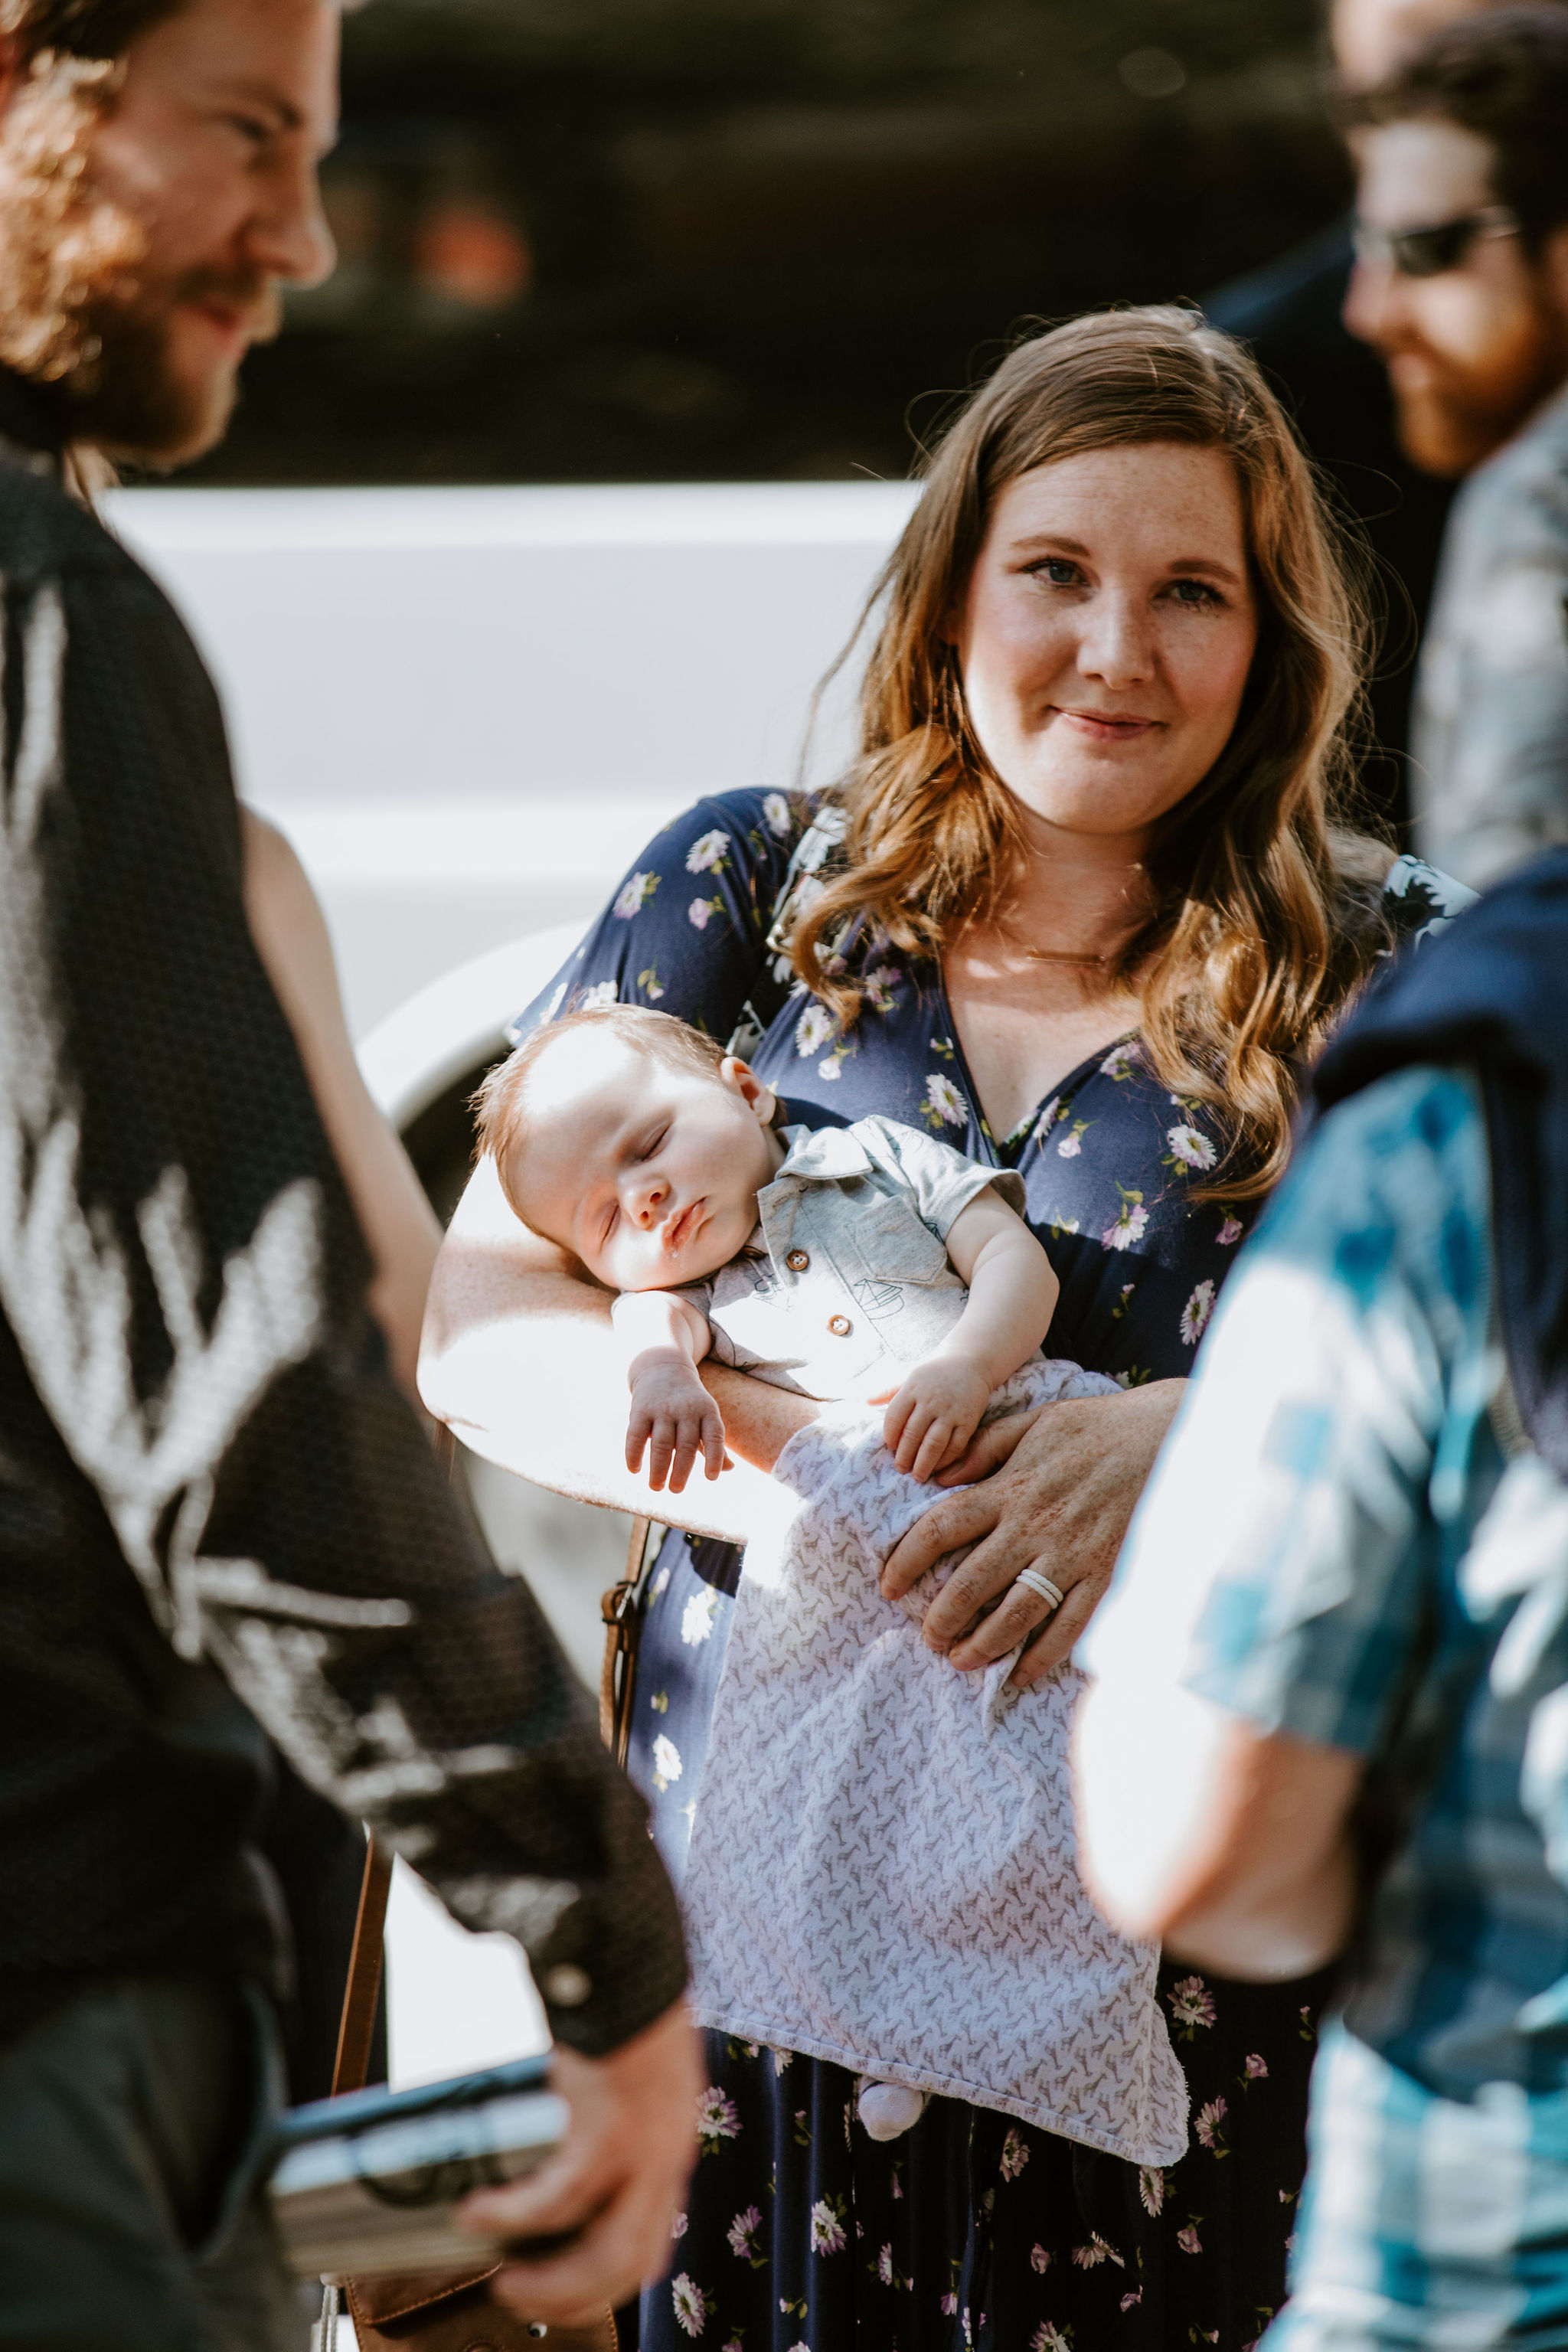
[599,1518,654,1768]
[323,1838,616,2352]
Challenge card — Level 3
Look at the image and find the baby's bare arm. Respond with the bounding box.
[420,1157,814,1539]
[883,1191,1060,1481]
[612,1290,726,1493]
[940,1192,1060,1388]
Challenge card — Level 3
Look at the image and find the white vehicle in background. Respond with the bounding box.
[112,479,913,2081]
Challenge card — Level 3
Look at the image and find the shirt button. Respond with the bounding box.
[786,1249,810,1272]
[541,1963,592,2008]
[828,1314,853,1338]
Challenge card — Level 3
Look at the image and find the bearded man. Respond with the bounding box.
[0,5,697,2348]
[1345,7,1568,887]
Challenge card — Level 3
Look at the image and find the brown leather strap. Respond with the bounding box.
[599,1516,651,1768]
[332,1834,394,2098]
[326,1423,456,2101]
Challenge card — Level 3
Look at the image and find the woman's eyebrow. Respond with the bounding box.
[1009,532,1091,556]
[1165,556,1246,585]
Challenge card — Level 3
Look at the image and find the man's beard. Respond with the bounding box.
[0,54,279,471]
[1389,298,1568,479]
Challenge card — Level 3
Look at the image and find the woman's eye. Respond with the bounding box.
[1031,558,1083,588]
[1167,578,1223,609]
[637,1125,668,1161]
[225,113,270,146]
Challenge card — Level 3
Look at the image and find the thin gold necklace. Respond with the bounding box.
[1017,945,1115,968]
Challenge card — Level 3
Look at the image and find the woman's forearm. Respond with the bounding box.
[420,1161,816,1544]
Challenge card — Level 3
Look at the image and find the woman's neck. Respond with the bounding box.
[942,817,1155,1141]
[985,812,1155,964]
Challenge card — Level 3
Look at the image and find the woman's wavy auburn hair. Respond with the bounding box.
[792,305,1387,1201]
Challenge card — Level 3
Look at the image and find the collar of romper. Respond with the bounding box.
[766,1122,877,1191]
[1310,846,1568,1478]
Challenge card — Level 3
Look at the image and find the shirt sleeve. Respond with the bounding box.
[0,537,684,2056]
[509,789,810,1045]
[1415,467,1568,889]
[854,1116,1027,1241]
[1077,1067,1492,1758]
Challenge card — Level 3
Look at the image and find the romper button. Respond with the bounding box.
[828,1314,853,1338]
[786,1249,810,1272]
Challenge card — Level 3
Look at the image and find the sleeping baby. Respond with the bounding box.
[474,1001,1060,1501]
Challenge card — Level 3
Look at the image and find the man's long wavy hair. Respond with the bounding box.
[791,305,1387,1203]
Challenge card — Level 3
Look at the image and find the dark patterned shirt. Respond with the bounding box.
[0,416,684,2056]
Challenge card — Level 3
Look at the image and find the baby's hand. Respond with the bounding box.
[881,1355,992,1481]
[626,1348,730,1493]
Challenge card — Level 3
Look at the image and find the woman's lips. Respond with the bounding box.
[1055,707,1163,741]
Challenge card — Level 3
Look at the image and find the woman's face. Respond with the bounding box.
[949,440,1259,848]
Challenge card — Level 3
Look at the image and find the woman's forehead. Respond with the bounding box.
[988,443,1247,559]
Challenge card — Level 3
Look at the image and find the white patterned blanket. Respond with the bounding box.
[682,1364,1188,2164]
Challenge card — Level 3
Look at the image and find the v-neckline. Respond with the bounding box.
[932,964,1140,1163]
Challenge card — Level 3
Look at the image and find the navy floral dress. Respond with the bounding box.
[511,788,1468,2352]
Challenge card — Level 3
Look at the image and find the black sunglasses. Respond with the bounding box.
[1352,202,1519,279]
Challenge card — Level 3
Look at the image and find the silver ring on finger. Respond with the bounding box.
[1014,1566,1065,1612]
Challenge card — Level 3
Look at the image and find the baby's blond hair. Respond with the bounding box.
[473,1004,727,1224]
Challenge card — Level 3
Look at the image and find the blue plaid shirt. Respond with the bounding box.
[1083,1064,1568,2345]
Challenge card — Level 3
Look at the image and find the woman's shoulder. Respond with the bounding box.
[648,787,818,873]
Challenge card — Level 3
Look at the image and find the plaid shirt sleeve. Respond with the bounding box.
[1078,1064,1494,1757]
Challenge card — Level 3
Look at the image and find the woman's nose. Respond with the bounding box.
[1076,593,1155,690]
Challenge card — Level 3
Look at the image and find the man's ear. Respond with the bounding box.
[720,1055,779,1127]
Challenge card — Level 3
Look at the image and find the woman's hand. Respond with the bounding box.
[879,1379,1185,1687]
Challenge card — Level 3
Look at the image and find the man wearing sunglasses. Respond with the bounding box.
[1344,8,1568,887]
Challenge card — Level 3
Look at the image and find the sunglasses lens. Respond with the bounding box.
[1393,221,1472,277]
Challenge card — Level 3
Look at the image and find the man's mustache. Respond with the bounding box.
[165,267,283,348]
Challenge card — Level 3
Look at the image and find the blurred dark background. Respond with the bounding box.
[194,0,1342,487]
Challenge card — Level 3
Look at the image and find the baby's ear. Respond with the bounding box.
[720,1054,779,1126]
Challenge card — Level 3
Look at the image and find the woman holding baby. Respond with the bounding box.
[423,308,1468,2350]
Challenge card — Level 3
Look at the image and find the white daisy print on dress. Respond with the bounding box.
[670,2274,707,2337]
[1165,1122,1217,1173]
[1167,1974,1217,2036]
[689,896,724,930]
[1099,1041,1141,1081]
[1101,1187,1149,1250]
[577,978,619,1011]
[1194,2096,1229,2151]
[763,792,792,838]
[681,1587,719,1646]
[921,1073,967,1129]
[613,871,659,919]
[1180,1279,1217,1348]
[862,962,902,1015]
[727,2205,763,2262]
[810,2196,848,2256]
[1217,1214,1244,1246]
[686,828,731,874]
[696,2086,740,2153]
[652,1734,683,1792]
[794,1001,838,1058]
